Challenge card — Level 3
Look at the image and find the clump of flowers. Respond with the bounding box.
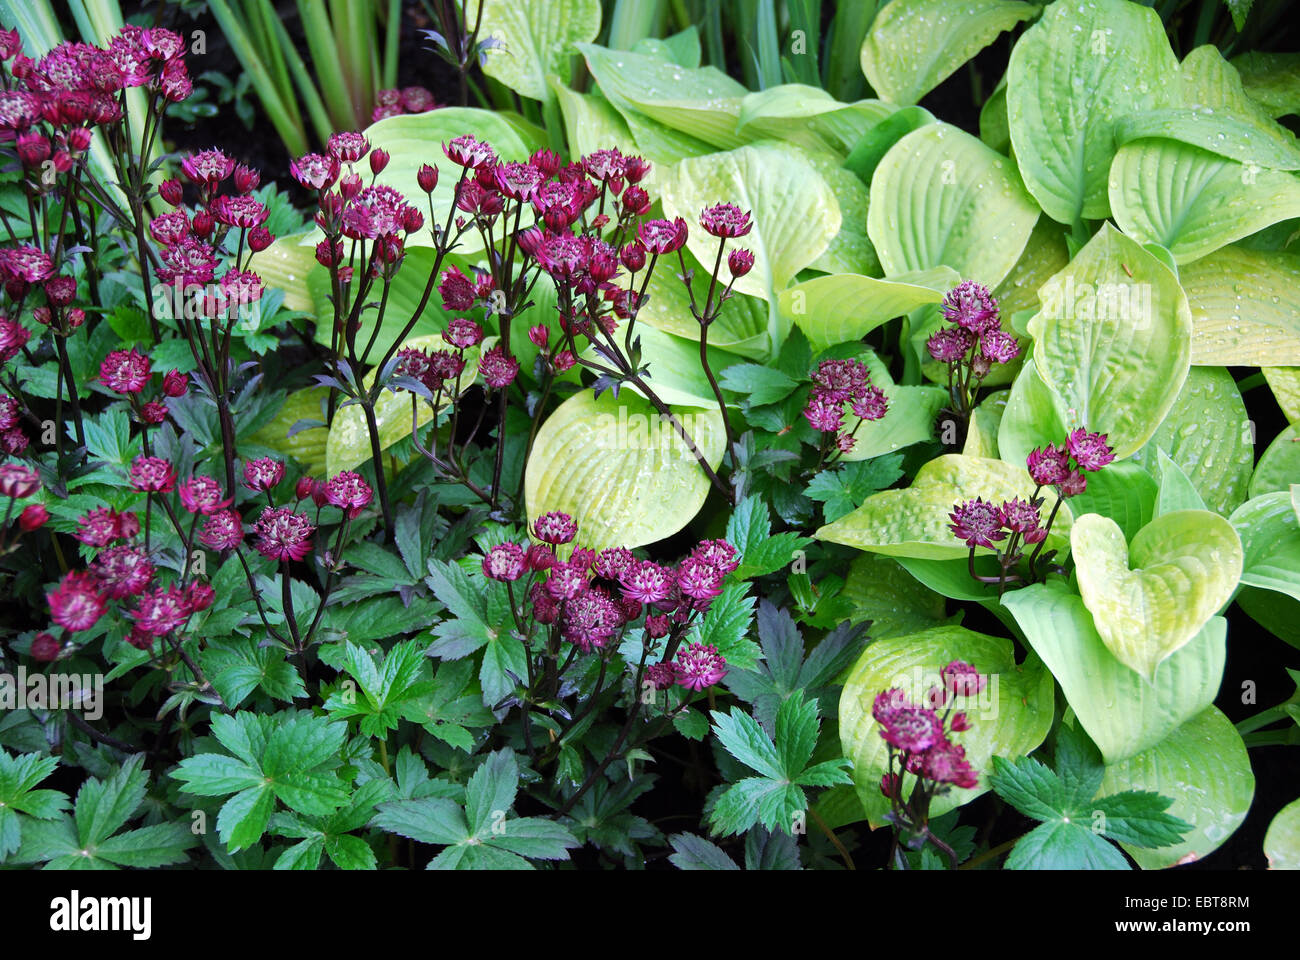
[802,357,890,460]
[927,280,1020,424]
[877,661,986,868]
[950,428,1115,593]
[371,85,439,122]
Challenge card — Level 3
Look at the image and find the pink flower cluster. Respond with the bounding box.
[802,357,889,453]
[98,349,188,425]
[478,511,735,687]
[926,281,1020,410]
[371,85,440,122]
[875,661,984,795]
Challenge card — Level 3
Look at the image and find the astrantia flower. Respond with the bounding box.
[533,511,577,545]
[178,475,231,515]
[878,704,944,753]
[30,633,61,662]
[442,317,484,349]
[130,585,193,636]
[810,359,870,402]
[0,462,40,499]
[162,369,188,397]
[562,588,623,651]
[941,660,986,698]
[155,236,217,285]
[699,203,752,238]
[210,194,269,229]
[728,248,754,278]
[583,147,625,182]
[478,346,519,389]
[926,326,974,363]
[349,184,418,237]
[243,457,285,493]
[919,738,978,789]
[428,350,465,384]
[129,455,176,493]
[998,497,1042,536]
[1066,428,1115,472]
[253,506,314,562]
[618,560,674,604]
[1058,469,1087,498]
[48,571,105,632]
[593,547,635,581]
[674,642,727,691]
[75,507,128,547]
[803,391,843,433]
[324,470,372,518]
[850,386,889,422]
[327,131,370,163]
[149,211,190,246]
[980,329,1020,364]
[438,266,477,310]
[545,561,589,601]
[1026,444,1072,487]
[443,134,496,168]
[289,152,340,191]
[0,396,19,431]
[948,497,1007,549]
[482,542,526,582]
[493,161,545,201]
[0,318,29,364]
[91,544,154,599]
[942,280,999,334]
[19,503,48,531]
[199,509,243,552]
[675,555,724,601]
[0,244,55,283]
[692,539,739,576]
[637,217,688,255]
[646,661,677,690]
[181,148,235,185]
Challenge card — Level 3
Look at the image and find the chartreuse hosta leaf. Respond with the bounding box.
[246,228,316,312]
[1230,492,1300,602]
[779,267,959,349]
[575,42,749,150]
[800,147,881,278]
[839,625,1055,827]
[658,143,841,329]
[1179,246,1300,366]
[1062,460,1157,543]
[1250,424,1300,497]
[860,0,1040,107]
[1265,798,1300,869]
[1115,46,1300,171]
[1232,51,1300,119]
[249,386,330,475]
[835,350,948,463]
[325,335,483,475]
[1133,367,1254,517]
[997,355,1065,468]
[524,388,725,551]
[1028,224,1192,460]
[1006,0,1175,225]
[1153,449,1207,516]
[1264,367,1300,422]
[963,391,1009,460]
[735,85,895,156]
[1002,581,1226,764]
[1070,510,1243,682]
[471,0,601,102]
[591,323,749,408]
[1108,140,1300,264]
[816,454,1071,560]
[1097,707,1253,868]
[550,78,633,166]
[868,123,1039,288]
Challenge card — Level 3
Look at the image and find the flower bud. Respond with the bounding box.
[162,369,188,397]
[66,127,92,153]
[528,325,549,349]
[233,164,260,194]
[417,163,438,193]
[248,226,274,251]
[19,503,49,531]
[191,209,214,238]
[30,631,60,661]
[16,131,50,167]
[620,241,647,272]
[159,179,184,206]
[369,148,390,175]
[728,248,754,279]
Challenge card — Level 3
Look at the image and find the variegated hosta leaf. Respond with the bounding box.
[860,0,1040,107]
[524,389,725,551]
[1180,246,1300,366]
[325,336,482,475]
[1264,367,1300,422]
[1007,0,1176,224]
[1002,581,1225,764]
[1070,510,1243,681]
[839,625,1055,826]
[1028,223,1192,460]
[815,454,1070,560]
[1108,139,1300,264]
[868,122,1039,289]
[1097,707,1253,869]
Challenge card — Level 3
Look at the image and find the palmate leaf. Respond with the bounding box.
[708,691,852,837]
[0,751,69,861]
[324,640,433,737]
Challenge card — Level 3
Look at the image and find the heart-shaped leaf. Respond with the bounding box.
[1002,581,1226,764]
[736,85,895,156]
[868,122,1040,288]
[816,454,1070,560]
[1071,510,1243,680]
[839,625,1055,826]
[860,0,1040,107]
[1096,707,1253,869]
[1029,224,1192,460]
[1229,492,1300,602]
[524,389,725,550]
[1006,0,1175,224]
[1249,424,1300,498]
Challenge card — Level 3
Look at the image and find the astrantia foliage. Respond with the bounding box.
[0,0,1289,873]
